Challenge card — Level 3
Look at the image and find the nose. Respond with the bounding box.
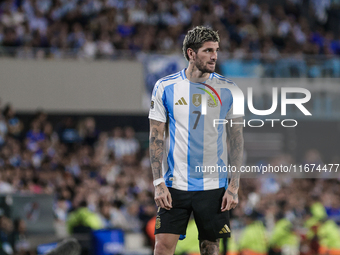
[211,50,217,61]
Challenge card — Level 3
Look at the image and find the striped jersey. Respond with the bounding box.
[149,69,243,191]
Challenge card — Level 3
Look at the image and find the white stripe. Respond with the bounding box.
[172,80,190,191]
[201,94,207,115]
[202,86,221,190]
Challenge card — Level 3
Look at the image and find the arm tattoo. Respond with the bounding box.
[227,117,244,191]
[200,240,219,255]
[150,120,165,180]
[227,189,238,200]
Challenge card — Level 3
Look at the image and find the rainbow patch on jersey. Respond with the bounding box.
[197,82,223,107]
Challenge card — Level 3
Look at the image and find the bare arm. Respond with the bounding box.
[149,119,172,210]
[227,116,244,192]
[221,117,244,211]
[149,119,165,180]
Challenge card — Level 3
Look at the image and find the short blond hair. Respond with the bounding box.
[182,26,220,61]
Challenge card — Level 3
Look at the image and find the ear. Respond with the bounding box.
[187,48,196,61]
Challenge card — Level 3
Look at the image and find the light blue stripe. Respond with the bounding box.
[213,72,232,80]
[152,82,160,97]
[163,85,175,187]
[161,74,181,82]
[213,76,234,84]
[162,71,181,79]
[159,72,181,83]
[165,71,181,78]
[217,88,233,189]
[213,73,234,84]
[180,69,185,80]
[182,69,187,79]
[213,73,225,78]
[188,83,204,191]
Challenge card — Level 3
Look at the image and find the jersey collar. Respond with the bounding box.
[182,68,214,83]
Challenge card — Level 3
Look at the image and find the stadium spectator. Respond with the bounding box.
[0,215,14,255]
[98,201,115,229]
[0,99,8,147]
[67,201,103,234]
[317,218,340,255]
[82,32,97,59]
[107,126,125,160]
[78,117,99,147]
[11,218,31,255]
[268,213,299,255]
[54,198,69,223]
[324,194,340,225]
[0,171,14,193]
[110,200,129,230]
[25,119,45,153]
[123,126,140,156]
[121,201,142,233]
[57,117,79,149]
[238,211,268,255]
[2,104,23,140]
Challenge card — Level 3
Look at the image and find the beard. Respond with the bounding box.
[194,56,216,74]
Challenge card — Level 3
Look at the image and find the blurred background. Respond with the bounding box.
[0,0,340,254]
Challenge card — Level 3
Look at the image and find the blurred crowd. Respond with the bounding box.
[0,102,155,254]
[0,0,340,59]
[0,100,340,255]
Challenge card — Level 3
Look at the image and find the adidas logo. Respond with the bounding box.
[175,97,188,105]
[219,224,231,234]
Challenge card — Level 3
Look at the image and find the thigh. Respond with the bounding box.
[192,188,231,241]
[154,188,192,236]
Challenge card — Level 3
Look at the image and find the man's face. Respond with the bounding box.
[192,41,219,73]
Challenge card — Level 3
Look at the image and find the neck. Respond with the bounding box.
[185,64,211,83]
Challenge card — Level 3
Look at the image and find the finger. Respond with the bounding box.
[226,198,233,211]
[162,196,171,210]
[221,197,228,212]
[157,198,165,209]
[167,192,172,208]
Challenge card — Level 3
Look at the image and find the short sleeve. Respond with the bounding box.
[225,82,244,119]
[225,104,244,119]
[148,81,167,122]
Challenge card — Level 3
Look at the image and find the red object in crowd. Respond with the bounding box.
[146,216,156,248]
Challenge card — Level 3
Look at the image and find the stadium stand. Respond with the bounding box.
[0,0,340,60]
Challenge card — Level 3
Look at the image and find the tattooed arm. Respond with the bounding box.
[221,117,244,211]
[149,119,172,210]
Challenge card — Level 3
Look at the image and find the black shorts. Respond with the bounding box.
[154,187,231,241]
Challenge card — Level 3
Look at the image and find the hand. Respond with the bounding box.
[154,182,172,210]
[221,188,238,211]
